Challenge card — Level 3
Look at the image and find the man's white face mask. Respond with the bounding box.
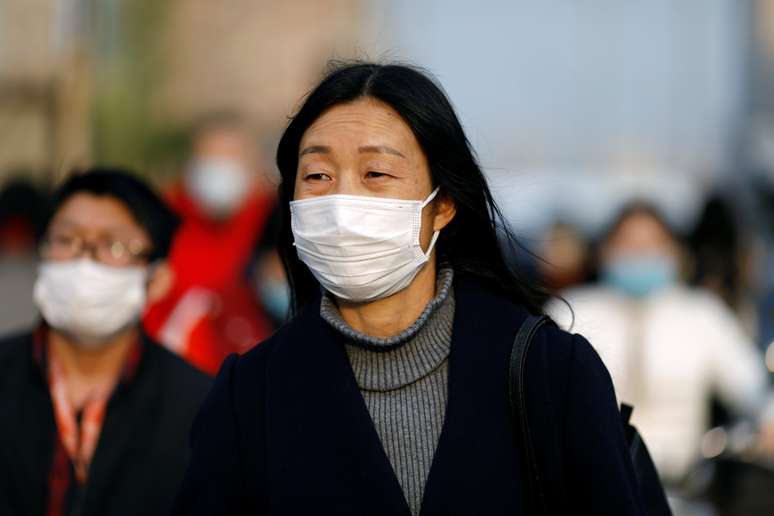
[33,259,148,348]
[290,188,441,302]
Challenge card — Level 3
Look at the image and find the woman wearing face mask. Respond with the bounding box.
[174,63,646,516]
[0,169,211,516]
[548,202,770,487]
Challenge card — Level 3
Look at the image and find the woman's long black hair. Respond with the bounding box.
[276,62,549,316]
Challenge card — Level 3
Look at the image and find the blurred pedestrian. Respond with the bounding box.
[0,169,210,516]
[548,201,770,485]
[143,112,280,375]
[174,63,646,516]
[537,221,591,292]
[0,176,48,334]
[689,195,755,321]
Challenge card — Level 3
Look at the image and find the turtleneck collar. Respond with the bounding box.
[320,267,455,392]
[320,267,454,351]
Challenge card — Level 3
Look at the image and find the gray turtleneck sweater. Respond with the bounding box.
[320,268,454,516]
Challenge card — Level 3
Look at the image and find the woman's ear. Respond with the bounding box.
[432,191,457,232]
[146,261,174,304]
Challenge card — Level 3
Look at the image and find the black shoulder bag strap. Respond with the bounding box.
[508,314,550,515]
[509,316,673,516]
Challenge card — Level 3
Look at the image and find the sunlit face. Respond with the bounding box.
[44,193,153,267]
[602,212,679,262]
[295,98,432,200]
[192,127,254,169]
[294,98,446,249]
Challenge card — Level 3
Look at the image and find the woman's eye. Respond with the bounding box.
[365,171,389,179]
[305,172,332,181]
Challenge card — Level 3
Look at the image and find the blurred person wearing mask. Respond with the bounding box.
[143,112,279,375]
[0,169,211,516]
[548,201,770,485]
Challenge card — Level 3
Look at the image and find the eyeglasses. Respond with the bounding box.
[41,232,152,267]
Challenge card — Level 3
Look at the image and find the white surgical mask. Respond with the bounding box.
[290,188,440,302]
[185,158,251,215]
[34,259,148,348]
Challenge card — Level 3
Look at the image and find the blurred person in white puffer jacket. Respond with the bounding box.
[547,201,771,484]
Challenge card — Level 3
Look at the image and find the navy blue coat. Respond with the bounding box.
[174,277,645,515]
[0,332,211,516]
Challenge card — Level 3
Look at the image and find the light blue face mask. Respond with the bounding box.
[601,255,678,298]
[259,278,291,322]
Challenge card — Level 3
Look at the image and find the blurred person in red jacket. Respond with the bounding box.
[144,112,281,375]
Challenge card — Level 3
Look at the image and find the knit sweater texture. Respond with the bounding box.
[320,268,454,516]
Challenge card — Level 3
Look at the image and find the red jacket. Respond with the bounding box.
[144,186,275,375]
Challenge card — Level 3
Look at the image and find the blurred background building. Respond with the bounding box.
[0,0,768,187]
[0,0,362,180]
[0,0,771,234]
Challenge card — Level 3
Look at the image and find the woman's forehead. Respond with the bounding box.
[301,99,417,151]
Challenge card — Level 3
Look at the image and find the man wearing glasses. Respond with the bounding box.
[0,168,210,516]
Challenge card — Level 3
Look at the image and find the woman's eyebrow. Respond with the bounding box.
[299,144,406,159]
[358,145,406,158]
[299,145,331,157]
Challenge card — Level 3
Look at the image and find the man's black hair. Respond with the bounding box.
[0,176,48,233]
[42,167,180,261]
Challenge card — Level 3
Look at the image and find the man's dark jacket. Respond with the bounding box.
[174,276,646,515]
[0,330,211,516]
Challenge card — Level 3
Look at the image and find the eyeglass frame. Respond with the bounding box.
[39,231,153,267]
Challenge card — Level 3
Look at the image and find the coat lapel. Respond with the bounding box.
[265,279,532,515]
[419,278,530,515]
[80,338,160,513]
[266,296,411,515]
[14,336,57,515]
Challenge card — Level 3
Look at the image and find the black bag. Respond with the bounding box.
[508,315,672,515]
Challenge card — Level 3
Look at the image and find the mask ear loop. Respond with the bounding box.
[420,187,441,208]
[423,230,441,258]
[420,187,442,258]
